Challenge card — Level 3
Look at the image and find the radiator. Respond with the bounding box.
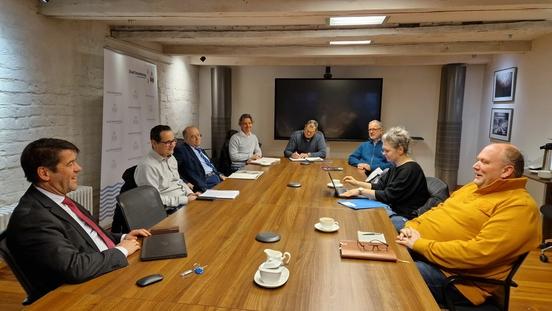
[67,186,94,215]
[0,203,17,232]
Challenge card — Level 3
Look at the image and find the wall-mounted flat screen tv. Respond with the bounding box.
[274,78,383,141]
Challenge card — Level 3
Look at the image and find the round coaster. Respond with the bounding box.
[255,232,281,243]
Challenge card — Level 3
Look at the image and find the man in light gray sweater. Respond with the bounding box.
[229,114,262,171]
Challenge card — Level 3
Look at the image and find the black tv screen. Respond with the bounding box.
[274,78,383,141]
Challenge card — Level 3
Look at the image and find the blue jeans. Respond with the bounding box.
[415,259,473,307]
[383,206,407,231]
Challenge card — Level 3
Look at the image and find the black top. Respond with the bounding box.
[372,161,429,218]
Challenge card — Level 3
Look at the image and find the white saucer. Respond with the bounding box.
[314,222,339,232]
[254,267,289,288]
[327,180,343,188]
[529,169,539,174]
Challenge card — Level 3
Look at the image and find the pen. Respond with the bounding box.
[361,232,379,235]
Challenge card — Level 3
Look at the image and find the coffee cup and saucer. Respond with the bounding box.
[254,249,291,288]
[314,217,339,233]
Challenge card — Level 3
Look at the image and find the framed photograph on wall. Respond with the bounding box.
[492,67,517,102]
[489,108,513,141]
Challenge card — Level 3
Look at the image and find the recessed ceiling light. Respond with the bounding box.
[329,40,372,45]
[328,16,387,26]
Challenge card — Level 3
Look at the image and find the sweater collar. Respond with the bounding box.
[474,177,527,195]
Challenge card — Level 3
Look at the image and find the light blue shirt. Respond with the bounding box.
[192,147,214,175]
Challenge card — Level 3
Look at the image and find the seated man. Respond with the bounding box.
[396,143,541,307]
[6,138,150,300]
[135,125,198,212]
[348,120,392,174]
[284,120,327,159]
[174,126,226,192]
[229,113,262,171]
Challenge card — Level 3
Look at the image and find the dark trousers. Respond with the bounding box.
[205,173,222,189]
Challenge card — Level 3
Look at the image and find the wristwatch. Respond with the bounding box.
[358,187,364,195]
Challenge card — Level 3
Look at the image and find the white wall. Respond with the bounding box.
[200,65,486,178]
[0,0,199,211]
[479,33,552,168]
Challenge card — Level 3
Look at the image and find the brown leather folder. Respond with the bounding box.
[339,240,397,262]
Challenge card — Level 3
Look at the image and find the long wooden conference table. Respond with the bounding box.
[29,159,439,311]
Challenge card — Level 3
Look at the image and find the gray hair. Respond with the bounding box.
[368,120,382,129]
[305,120,318,130]
[382,126,411,154]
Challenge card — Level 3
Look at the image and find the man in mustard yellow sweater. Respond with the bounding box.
[396,143,541,306]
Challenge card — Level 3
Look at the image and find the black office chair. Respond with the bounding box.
[116,185,168,230]
[442,252,529,311]
[217,129,238,176]
[111,165,138,233]
[539,204,552,262]
[0,231,40,305]
[412,176,450,217]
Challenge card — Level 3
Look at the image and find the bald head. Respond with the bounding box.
[183,126,202,147]
[472,143,524,188]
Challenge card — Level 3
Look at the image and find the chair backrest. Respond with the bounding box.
[111,165,138,233]
[116,185,167,230]
[413,176,449,217]
[0,231,38,305]
[217,129,238,176]
[120,165,138,193]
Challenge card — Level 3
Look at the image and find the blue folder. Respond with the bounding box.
[337,199,389,210]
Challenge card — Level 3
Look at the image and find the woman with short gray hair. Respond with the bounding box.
[341,126,429,230]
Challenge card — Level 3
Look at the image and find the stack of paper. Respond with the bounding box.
[289,157,324,162]
[250,157,281,166]
[228,170,264,180]
[198,189,240,200]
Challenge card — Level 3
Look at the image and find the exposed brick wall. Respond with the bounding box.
[0,0,199,212]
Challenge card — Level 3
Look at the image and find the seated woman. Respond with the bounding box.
[340,126,429,230]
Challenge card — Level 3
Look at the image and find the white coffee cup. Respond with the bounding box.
[258,265,284,284]
[319,217,338,229]
[538,170,552,179]
[263,249,291,268]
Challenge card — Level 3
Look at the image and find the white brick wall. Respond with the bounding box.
[0,0,199,213]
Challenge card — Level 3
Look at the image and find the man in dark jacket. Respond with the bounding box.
[6,138,150,301]
[174,126,226,192]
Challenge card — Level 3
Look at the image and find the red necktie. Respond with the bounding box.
[63,197,116,249]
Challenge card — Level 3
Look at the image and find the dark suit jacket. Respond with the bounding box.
[6,186,127,300]
[173,141,221,192]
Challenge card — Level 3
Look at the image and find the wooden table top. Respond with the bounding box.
[29,159,439,311]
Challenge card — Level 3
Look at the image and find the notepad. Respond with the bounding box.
[228,170,264,180]
[198,189,240,200]
[337,199,389,210]
[339,239,397,262]
[250,157,281,166]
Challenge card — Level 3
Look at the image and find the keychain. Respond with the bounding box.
[180,263,208,277]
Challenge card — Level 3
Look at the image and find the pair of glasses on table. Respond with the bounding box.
[357,239,389,252]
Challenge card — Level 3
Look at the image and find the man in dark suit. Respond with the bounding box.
[6,138,150,301]
[174,126,226,192]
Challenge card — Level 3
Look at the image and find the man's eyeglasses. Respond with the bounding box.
[368,128,382,132]
[159,139,177,146]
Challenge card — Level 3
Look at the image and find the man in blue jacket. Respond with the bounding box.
[348,120,393,174]
[174,126,226,192]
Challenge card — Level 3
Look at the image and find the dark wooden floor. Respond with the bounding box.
[0,250,551,310]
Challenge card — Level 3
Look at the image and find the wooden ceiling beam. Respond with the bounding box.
[187,55,493,66]
[39,1,552,21]
[163,41,531,56]
[112,21,552,45]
